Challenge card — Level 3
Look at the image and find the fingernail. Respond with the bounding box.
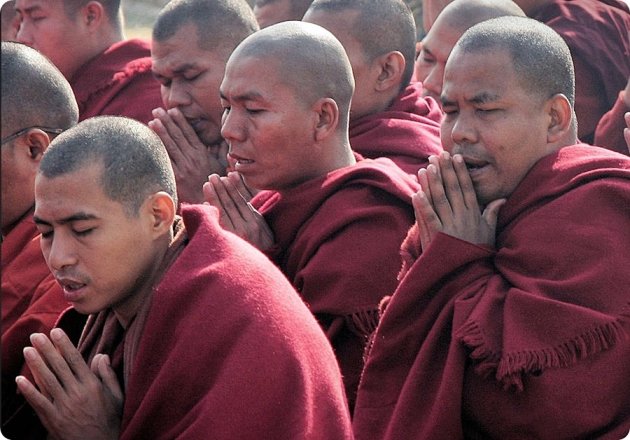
[23,347,36,360]
[441,151,451,159]
[50,328,63,341]
[428,164,437,174]
[453,154,463,163]
[30,333,45,345]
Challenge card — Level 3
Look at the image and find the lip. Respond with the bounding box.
[228,152,255,171]
[56,277,88,303]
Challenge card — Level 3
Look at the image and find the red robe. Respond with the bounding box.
[529,0,630,144]
[252,158,419,410]
[1,212,69,436]
[70,39,162,124]
[594,90,630,156]
[353,145,630,439]
[58,205,352,439]
[349,82,443,176]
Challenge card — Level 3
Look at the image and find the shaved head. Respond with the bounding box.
[227,21,355,125]
[437,0,525,33]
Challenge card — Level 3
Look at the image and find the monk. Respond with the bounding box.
[1,0,18,40]
[253,0,313,28]
[204,21,419,410]
[1,42,77,439]
[14,116,353,439]
[303,0,443,176]
[414,0,525,105]
[512,0,630,145]
[15,0,162,124]
[149,0,259,204]
[353,16,630,439]
[594,76,630,155]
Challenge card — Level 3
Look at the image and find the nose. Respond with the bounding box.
[448,111,477,147]
[422,64,444,102]
[220,108,244,143]
[163,80,191,109]
[15,20,33,46]
[45,233,78,272]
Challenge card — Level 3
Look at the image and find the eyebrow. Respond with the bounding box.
[33,212,99,227]
[219,90,265,103]
[153,62,198,80]
[441,91,500,108]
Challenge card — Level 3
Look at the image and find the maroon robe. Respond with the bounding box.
[252,158,419,410]
[353,145,630,439]
[529,0,630,144]
[349,82,443,176]
[70,39,162,124]
[16,205,353,439]
[594,90,630,156]
[1,211,69,436]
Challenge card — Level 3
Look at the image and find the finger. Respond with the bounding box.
[151,108,187,161]
[166,108,204,151]
[417,168,433,206]
[92,355,124,404]
[15,375,57,421]
[482,198,507,232]
[220,175,254,221]
[49,328,92,381]
[412,189,443,250]
[437,151,468,214]
[206,175,237,230]
[22,345,62,401]
[424,162,452,224]
[30,333,79,386]
[149,115,183,165]
[452,154,480,211]
[227,171,256,201]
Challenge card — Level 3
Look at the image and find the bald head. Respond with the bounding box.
[306,0,416,90]
[39,116,178,214]
[417,0,525,102]
[452,16,575,107]
[1,41,78,135]
[228,21,355,125]
[153,0,259,54]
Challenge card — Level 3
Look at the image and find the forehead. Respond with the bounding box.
[422,20,462,62]
[152,23,223,70]
[442,48,516,99]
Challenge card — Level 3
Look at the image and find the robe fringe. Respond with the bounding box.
[346,308,381,338]
[456,313,629,392]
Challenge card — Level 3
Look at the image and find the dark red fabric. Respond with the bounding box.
[595,90,630,156]
[353,145,630,439]
[530,0,630,144]
[1,212,69,433]
[252,158,419,410]
[70,39,162,124]
[349,82,443,176]
[57,205,352,439]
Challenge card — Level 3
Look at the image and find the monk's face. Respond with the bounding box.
[440,48,551,206]
[152,22,229,147]
[415,19,461,105]
[15,0,89,78]
[34,162,163,317]
[220,54,322,191]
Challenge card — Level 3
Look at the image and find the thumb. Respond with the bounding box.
[482,198,507,230]
[93,354,124,404]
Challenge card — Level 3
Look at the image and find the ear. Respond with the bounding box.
[312,97,339,142]
[143,191,176,238]
[22,129,51,164]
[81,1,105,28]
[374,51,406,93]
[546,93,573,143]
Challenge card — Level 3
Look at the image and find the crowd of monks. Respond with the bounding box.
[2,0,629,439]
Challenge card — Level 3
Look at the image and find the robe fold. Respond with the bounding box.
[529,0,630,144]
[1,212,69,437]
[353,145,630,439]
[62,205,353,439]
[252,158,419,409]
[70,39,162,124]
[349,82,443,176]
[594,90,630,156]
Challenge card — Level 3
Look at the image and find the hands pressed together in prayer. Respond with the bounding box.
[149,107,229,204]
[203,172,274,251]
[15,329,123,440]
[413,152,506,252]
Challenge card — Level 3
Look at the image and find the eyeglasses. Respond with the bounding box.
[1,126,64,146]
